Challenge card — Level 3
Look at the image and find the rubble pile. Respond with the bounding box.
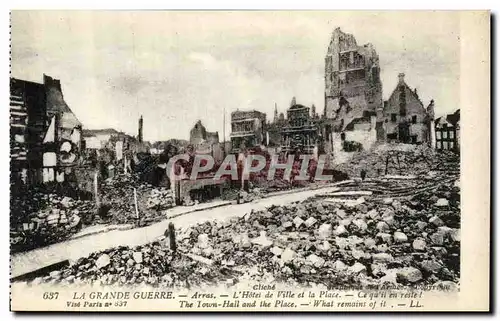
[11,172,177,253]
[176,181,460,289]
[334,143,459,178]
[239,188,265,203]
[146,188,175,211]
[29,242,238,288]
[35,176,460,290]
[10,194,93,253]
[100,174,175,226]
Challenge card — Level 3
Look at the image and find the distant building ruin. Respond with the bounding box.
[435,109,460,152]
[382,73,435,145]
[281,97,319,155]
[229,110,266,153]
[189,120,219,146]
[266,103,287,148]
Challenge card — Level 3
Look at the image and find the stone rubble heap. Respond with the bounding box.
[30,241,240,289]
[34,176,460,290]
[11,173,177,254]
[177,179,459,289]
[100,174,175,225]
[146,188,175,211]
[10,194,93,253]
[334,144,459,179]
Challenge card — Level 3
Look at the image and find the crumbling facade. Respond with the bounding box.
[281,98,319,155]
[83,128,121,149]
[10,75,83,185]
[323,28,383,158]
[42,75,83,183]
[189,120,219,146]
[229,110,266,153]
[324,27,383,129]
[382,73,433,145]
[435,109,460,152]
[10,78,47,184]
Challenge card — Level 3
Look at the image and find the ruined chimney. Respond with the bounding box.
[398,73,405,84]
[290,97,296,107]
[427,100,435,118]
[427,99,436,149]
[138,115,143,143]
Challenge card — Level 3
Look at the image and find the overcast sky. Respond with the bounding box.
[11,11,460,142]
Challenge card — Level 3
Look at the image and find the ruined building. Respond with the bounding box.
[435,109,460,152]
[324,27,383,129]
[281,97,319,155]
[189,120,219,146]
[382,73,434,145]
[323,28,383,155]
[10,74,83,185]
[10,78,47,184]
[229,110,266,153]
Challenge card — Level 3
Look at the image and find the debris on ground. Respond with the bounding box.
[10,193,92,253]
[10,173,176,253]
[334,143,459,179]
[33,171,460,290]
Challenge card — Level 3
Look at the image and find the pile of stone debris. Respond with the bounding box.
[11,174,177,253]
[30,241,240,288]
[178,180,460,289]
[146,188,175,211]
[100,174,175,226]
[334,143,459,179]
[33,176,460,290]
[10,194,93,253]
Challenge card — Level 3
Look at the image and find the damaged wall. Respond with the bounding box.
[190,120,219,146]
[322,28,384,159]
[42,75,83,183]
[324,27,383,129]
[383,73,431,144]
[329,115,377,165]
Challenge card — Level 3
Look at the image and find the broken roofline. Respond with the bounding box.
[164,154,336,182]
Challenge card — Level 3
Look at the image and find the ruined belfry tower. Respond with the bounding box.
[324,28,383,131]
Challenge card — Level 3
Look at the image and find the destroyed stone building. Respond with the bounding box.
[189,120,220,146]
[435,109,460,152]
[323,27,384,156]
[42,75,83,183]
[82,128,138,168]
[10,74,83,185]
[83,128,122,149]
[229,109,267,153]
[382,73,434,145]
[10,78,47,185]
[281,97,320,155]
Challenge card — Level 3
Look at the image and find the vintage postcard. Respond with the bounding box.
[9,10,490,312]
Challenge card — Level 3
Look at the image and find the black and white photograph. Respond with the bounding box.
[7,10,490,312]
